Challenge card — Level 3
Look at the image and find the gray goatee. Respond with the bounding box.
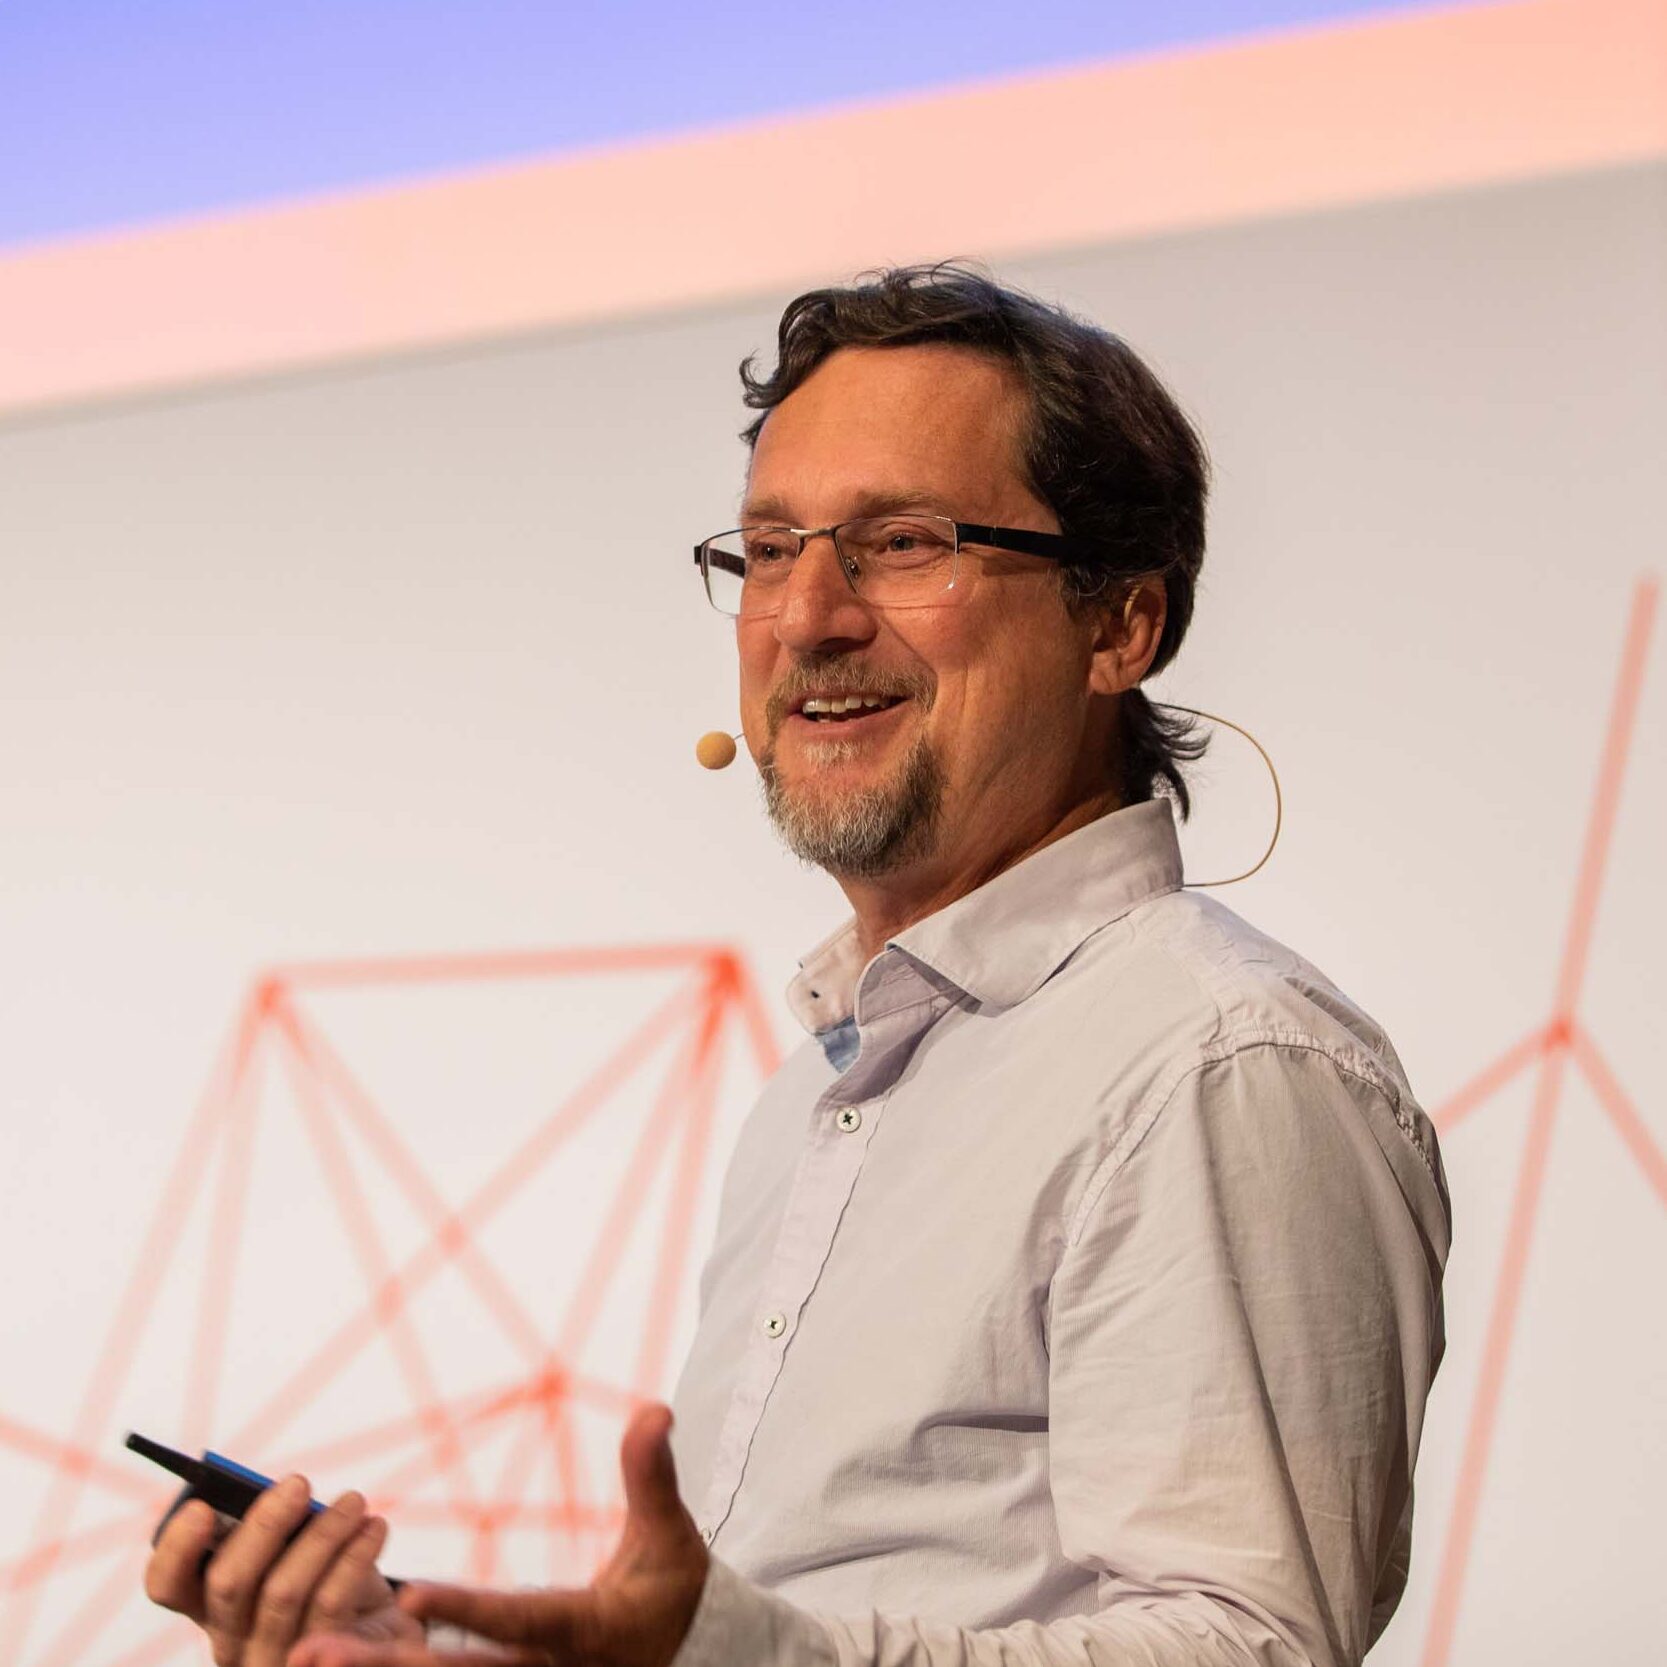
[759,728,945,879]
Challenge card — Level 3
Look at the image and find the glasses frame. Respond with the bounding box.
[692,516,1096,617]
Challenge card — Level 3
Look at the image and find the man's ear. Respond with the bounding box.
[1086,582,1166,697]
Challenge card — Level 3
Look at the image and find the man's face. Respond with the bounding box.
[737,344,1111,885]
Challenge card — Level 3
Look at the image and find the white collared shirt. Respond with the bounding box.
[670,799,1450,1667]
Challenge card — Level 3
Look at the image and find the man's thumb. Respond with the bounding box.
[620,1403,687,1531]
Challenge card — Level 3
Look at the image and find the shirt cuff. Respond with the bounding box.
[671,1556,839,1667]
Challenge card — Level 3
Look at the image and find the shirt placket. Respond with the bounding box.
[695,959,951,1544]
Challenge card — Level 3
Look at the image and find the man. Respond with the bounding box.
[144,266,1450,1666]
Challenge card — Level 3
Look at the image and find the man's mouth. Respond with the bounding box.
[792,693,910,724]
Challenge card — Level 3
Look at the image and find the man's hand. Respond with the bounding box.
[143,1474,422,1666]
[289,1404,709,1667]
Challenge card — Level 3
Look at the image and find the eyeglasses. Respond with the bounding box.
[692,515,1092,618]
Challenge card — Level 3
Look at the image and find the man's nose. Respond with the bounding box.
[772,537,877,653]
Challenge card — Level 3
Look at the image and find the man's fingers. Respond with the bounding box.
[243,1490,370,1664]
[289,1640,544,1667]
[203,1475,318,1654]
[399,1581,588,1653]
[301,1513,390,1633]
[289,1641,541,1667]
[143,1498,221,1620]
[619,1403,686,1533]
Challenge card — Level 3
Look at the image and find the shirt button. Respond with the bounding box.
[700,1526,716,1546]
[763,1311,787,1338]
[836,1106,863,1133]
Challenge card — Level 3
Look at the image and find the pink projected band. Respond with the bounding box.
[0,0,1661,417]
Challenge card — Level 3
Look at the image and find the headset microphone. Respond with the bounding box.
[695,730,741,770]
[692,710,1280,886]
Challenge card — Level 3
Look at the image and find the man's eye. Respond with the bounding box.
[869,523,950,559]
[747,540,790,564]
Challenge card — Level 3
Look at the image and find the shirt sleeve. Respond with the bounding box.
[671,1041,1450,1667]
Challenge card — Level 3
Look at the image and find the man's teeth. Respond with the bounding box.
[800,695,899,718]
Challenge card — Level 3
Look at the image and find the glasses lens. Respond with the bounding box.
[703,528,800,617]
[837,517,959,608]
[700,533,747,616]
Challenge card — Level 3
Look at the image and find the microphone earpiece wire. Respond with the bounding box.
[1153,703,1282,887]
[697,708,1282,887]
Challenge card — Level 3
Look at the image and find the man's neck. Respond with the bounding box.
[838,786,1123,964]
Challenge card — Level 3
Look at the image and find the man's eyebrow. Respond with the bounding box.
[738,496,793,525]
[738,489,953,525]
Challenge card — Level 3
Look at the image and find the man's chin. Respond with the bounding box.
[759,736,944,880]
[763,748,904,823]
[772,743,875,787]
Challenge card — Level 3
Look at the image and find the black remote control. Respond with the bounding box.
[125,1430,405,1595]
[126,1431,326,1547]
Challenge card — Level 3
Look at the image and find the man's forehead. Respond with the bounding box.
[742,344,1028,520]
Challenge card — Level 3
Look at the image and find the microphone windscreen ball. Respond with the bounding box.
[695,731,738,770]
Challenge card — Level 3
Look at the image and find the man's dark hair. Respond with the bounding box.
[740,262,1210,816]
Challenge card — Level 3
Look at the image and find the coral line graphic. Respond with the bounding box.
[1418,576,1661,1667]
[0,944,779,1666]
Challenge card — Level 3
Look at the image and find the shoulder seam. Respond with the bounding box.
[1064,1030,1436,1247]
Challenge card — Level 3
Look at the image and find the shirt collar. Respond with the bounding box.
[786,797,1183,1035]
